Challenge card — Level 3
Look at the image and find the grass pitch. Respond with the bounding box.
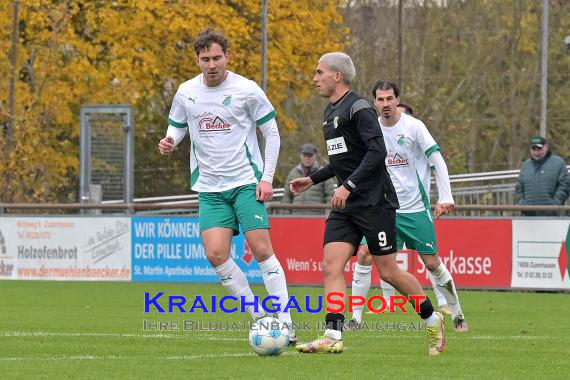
[1,281,569,379]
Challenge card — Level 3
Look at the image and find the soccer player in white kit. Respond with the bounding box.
[349,81,468,332]
[158,28,296,345]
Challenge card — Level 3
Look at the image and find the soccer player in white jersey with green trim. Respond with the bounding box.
[348,80,468,332]
[158,28,296,345]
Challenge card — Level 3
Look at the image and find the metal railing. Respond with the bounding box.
[1,167,568,217]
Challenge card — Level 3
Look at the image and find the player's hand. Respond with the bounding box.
[434,203,454,218]
[158,136,175,155]
[257,181,274,202]
[331,186,350,210]
[289,177,314,196]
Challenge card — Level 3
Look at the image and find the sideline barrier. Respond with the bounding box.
[0,216,568,290]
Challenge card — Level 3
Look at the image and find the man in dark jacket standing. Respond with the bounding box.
[516,136,570,216]
[282,143,335,212]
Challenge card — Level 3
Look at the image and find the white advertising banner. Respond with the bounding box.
[0,217,131,281]
[511,219,570,290]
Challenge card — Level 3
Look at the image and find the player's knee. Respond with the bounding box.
[379,271,394,285]
[206,249,230,267]
[247,240,273,260]
[422,255,441,272]
[321,257,343,278]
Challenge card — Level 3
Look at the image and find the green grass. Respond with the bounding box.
[1,281,569,379]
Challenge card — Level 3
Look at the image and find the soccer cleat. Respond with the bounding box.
[295,335,344,354]
[344,319,360,331]
[453,313,469,332]
[438,304,453,315]
[288,334,298,346]
[427,312,446,356]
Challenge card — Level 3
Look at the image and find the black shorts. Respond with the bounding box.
[323,205,397,256]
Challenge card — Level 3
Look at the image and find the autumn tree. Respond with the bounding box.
[342,0,569,174]
[0,0,347,203]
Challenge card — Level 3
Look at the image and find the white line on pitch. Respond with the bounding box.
[0,352,294,362]
[2,331,246,341]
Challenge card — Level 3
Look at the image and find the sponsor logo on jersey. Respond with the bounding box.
[326,137,348,155]
[386,153,409,167]
[198,116,231,133]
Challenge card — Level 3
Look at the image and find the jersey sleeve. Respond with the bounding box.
[168,92,188,129]
[415,120,439,157]
[247,82,276,127]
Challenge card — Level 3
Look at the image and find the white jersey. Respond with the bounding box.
[168,71,276,192]
[380,113,439,213]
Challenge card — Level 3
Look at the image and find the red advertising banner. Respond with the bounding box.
[415,219,512,288]
[270,218,512,289]
[269,218,327,285]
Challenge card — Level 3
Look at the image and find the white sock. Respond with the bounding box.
[430,263,463,318]
[351,263,372,323]
[324,328,342,340]
[380,280,395,310]
[424,312,439,326]
[428,272,448,307]
[259,254,293,331]
[214,258,264,320]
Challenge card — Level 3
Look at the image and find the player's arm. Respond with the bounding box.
[248,83,280,201]
[158,126,187,155]
[257,116,280,201]
[427,150,454,217]
[159,92,188,155]
[309,164,335,185]
[290,165,334,197]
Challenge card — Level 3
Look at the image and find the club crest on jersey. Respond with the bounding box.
[397,135,407,145]
[223,95,232,106]
[333,116,339,129]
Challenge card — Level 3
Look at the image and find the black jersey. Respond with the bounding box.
[310,91,399,209]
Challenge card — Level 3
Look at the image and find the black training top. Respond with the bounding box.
[309,91,399,209]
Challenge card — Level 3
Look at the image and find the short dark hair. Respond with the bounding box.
[398,102,414,116]
[371,80,400,98]
[193,27,229,55]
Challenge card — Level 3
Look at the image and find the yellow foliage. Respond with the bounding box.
[0,0,347,202]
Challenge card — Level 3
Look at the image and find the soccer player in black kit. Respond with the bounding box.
[291,52,446,356]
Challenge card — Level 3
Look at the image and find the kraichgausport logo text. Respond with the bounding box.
[144,292,426,314]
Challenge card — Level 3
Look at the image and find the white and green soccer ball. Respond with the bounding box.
[248,317,289,356]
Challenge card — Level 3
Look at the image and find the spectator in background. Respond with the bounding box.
[282,143,335,214]
[516,136,570,216]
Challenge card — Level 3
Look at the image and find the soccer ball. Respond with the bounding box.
[248,317,289,356]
